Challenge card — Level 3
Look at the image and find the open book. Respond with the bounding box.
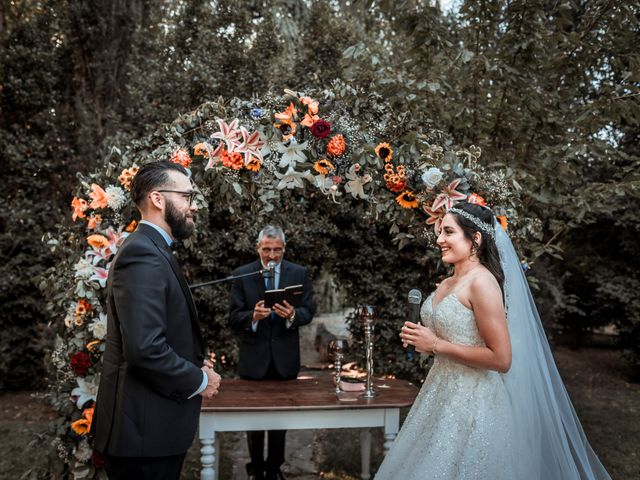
[264,284,304,308]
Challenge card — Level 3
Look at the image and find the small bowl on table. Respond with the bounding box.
[339,377,366,392]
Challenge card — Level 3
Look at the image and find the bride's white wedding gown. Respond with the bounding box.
[374,290,518,479]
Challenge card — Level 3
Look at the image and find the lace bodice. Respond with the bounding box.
[421,291,486,347]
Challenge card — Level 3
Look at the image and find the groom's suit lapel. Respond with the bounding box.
[137,224,204,348]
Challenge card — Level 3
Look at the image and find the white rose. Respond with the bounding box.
[421,167,444,189]
[89,313,108,339]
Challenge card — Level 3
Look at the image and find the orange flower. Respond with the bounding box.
[467,193,487,206]
[496,215,508,230]
[171,148,192,168]
[275,102,297,122]
[313,159,335,175]
[87,214,102,230]
[71,406,94,436]
[194,142,210,157]
[375,142,393,162]
[384,164,406,192]
[125,219,138,232]
[87,234,109,250]
[301,113,320,127]
[245,157,261,172]
[274,117,297,141]
[86,340,101,353]
[326,134,346,157]
[89,184,108,209]
[396,191,418,208]
[71,197,88,221]
[75,299,92,316]
[221,150,244,170]
[118,166,139,191]
[300,96,319,115]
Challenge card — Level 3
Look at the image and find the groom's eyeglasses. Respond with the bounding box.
[157,190,197,206]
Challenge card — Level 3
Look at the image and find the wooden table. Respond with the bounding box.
[199,374,418,480]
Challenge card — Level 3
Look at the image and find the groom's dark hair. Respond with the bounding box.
[130,161,189,206]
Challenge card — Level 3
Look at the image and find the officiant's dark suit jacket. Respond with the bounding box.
[229,260,315,379]
[92,223,205,457]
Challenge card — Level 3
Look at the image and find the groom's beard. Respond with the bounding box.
[165,200,195,240]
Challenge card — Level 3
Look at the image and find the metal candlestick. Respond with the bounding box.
[328,339,349,394]
[357,305,377,398]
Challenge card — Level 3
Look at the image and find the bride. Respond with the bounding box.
[374,202,611,480]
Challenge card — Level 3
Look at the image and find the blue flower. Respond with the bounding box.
[250,108,263,119]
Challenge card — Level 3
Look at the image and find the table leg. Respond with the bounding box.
[383,408,400,455]
[360,429,372,480]
[200,432,216,480]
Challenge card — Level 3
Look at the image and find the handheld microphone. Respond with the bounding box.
[407,289,422,360]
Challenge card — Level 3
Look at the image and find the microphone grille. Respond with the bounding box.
[267,261,277,268]
[408,289,422,304]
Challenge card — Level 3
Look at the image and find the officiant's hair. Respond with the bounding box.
[450,203,504,292]
[130,161,189,206]
[257,225,286,245]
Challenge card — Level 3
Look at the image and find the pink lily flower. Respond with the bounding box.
[431,179,467,211]
[423,205,447,235]
[211,118,241,150]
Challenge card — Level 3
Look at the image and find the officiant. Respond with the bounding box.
[228,225,316,480]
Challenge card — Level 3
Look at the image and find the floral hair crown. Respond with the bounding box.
[449,207,495,240]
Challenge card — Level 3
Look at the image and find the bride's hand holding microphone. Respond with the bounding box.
[401,322,440,355]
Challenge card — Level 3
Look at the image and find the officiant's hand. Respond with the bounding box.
[273,300,294,320]
[400,321,437,354]
[253,300,272,322]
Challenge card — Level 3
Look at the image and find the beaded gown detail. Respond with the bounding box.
[374,292,516,480]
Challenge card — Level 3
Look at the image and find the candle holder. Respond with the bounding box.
[356,305,377,399]
[328,339,349,394]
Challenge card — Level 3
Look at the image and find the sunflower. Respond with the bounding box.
[193,142,211,157]
[313,159,335,175]
[375,142,393,162]
[326,134,346,157]
[395,191,418,208]
[275,117,297,141]
[245,157,262,172]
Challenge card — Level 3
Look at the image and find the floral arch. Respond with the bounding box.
[45,81,532,476]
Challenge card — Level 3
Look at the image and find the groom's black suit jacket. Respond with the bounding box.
[92,223,205,457]
[229,259,315,380]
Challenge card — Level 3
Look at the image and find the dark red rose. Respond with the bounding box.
[92,449,106,469]
[70,351,92,375]
[310,120,332,139]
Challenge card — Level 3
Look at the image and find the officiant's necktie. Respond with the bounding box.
[265,271,275,322]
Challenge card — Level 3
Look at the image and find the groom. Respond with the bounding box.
[92,161,221,480]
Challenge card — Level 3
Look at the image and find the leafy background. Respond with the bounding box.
[1,0,639,476]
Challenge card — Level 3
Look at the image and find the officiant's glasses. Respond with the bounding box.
[157,189,197,206]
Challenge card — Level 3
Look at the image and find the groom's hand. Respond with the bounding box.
[200,366,221,399]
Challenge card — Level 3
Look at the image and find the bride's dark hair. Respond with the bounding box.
[449,202,505,293]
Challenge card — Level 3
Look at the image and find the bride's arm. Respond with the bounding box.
[401,275,512,373]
